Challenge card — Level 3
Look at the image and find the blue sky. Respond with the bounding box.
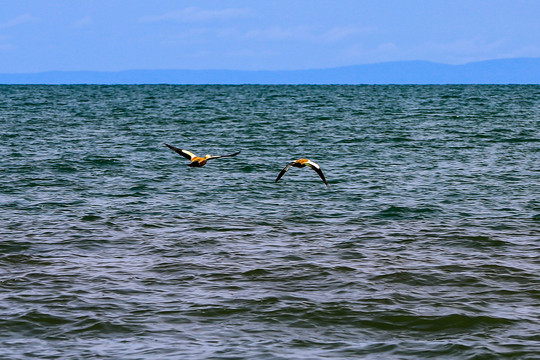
[1,0,540,73]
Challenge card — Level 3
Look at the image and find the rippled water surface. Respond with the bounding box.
[1,85,539,359]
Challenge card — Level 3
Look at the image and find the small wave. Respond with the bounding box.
[500,137,540,143]
[366,313,514,332]
[51,162,79,173]
[185,305,250,318]
[242,268,272,277]
[0,254,54,266]
[81,214,103,221]
[244,302,514,332]
[375,205,440,219]
[69,318,134,335]
[2,310,73,337]
[83,155,123,167]
[460,235,509,247]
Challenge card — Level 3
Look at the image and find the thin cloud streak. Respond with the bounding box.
[242,25,374,43]
[0,43,15,52]
[140,7,253,23]
[243,26,313,41]
[0,14,37,29]
[72,16,93,29]
[319,26,376,43]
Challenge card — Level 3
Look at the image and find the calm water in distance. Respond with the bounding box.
[1,85,539,359]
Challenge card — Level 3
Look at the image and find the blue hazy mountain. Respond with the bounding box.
[1,58,540,84]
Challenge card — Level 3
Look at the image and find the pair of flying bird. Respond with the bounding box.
[164,143,329,188]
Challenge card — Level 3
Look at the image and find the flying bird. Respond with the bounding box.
[275,159,329,187]
[165,143,240,167]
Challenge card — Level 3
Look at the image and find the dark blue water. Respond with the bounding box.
[1,85,539,359]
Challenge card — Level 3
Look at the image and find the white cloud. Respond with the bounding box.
[500,45,540,59]
[319,26,376,43]
[429,37,504,56]
[163,28,211,45]
[0,43,15,52]
[140,7,252,23]
[0,14,37,29]
[242,25,375,44]
[375,42,399,53]
[72,16,93,28]
[226,48,279,58]
[410,37,507,64]
[243,26,312,41]
[339,42,400,64]
[339,37,520,65]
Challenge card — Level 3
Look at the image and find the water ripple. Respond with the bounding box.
[1,85,539,359]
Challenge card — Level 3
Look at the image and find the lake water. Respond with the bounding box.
[1,85,539,359]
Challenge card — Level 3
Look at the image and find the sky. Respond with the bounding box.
[1,0,540,73]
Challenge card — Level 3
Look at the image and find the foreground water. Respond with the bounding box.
[1,85,539,359]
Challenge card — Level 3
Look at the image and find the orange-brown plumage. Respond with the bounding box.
[165,143,240,167]
[275,158,329,187]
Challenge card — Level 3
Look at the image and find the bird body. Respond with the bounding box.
[165,143,240,167]
[275,158,329,187]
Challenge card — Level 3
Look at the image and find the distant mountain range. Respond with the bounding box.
[1,58,540,84]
